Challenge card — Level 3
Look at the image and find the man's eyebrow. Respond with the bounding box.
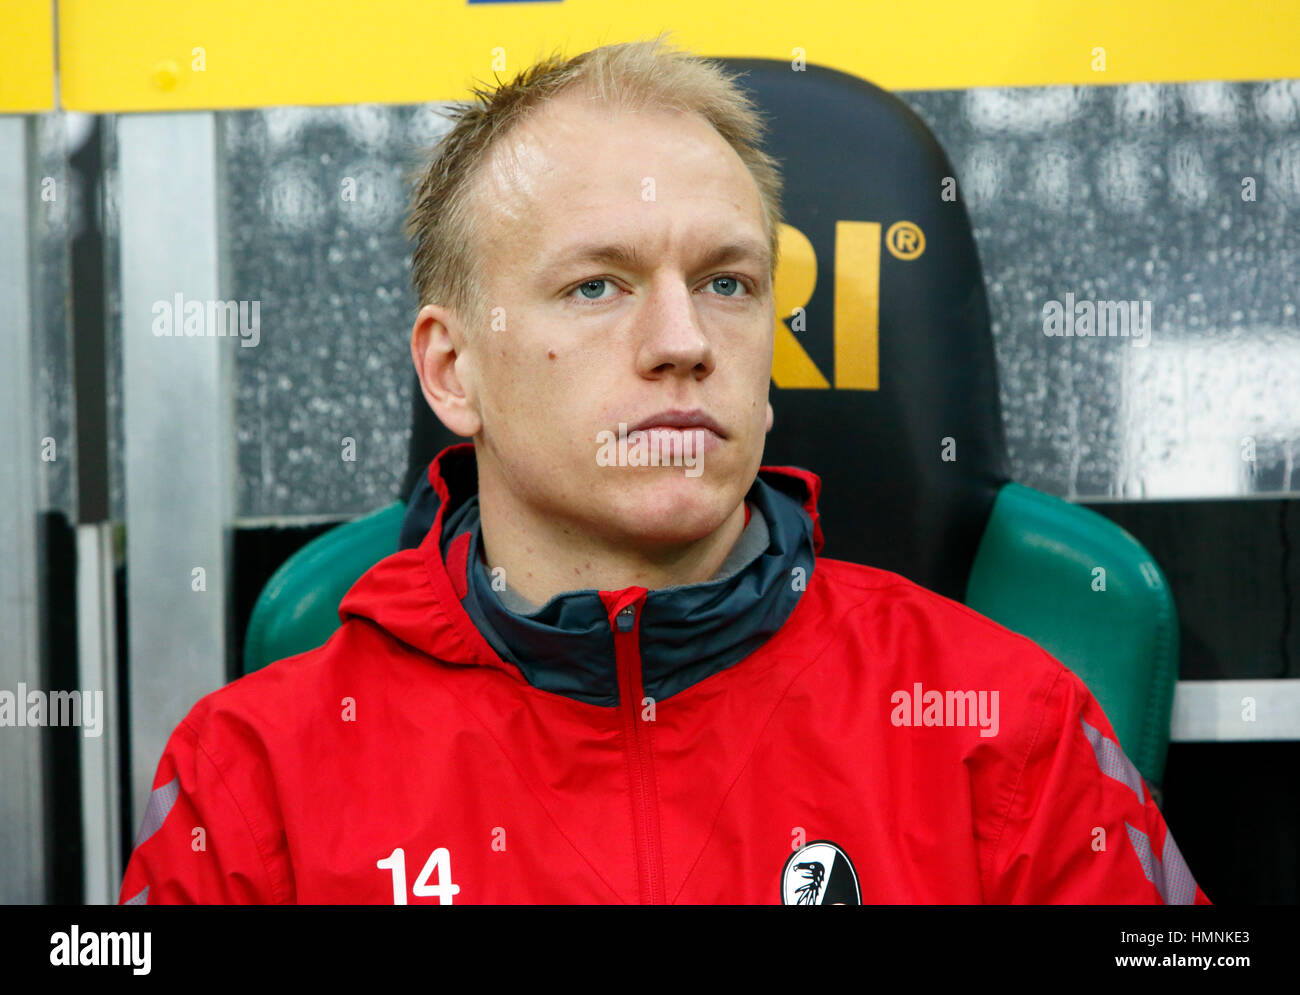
[544,237,771,277]
[694,238,772,271]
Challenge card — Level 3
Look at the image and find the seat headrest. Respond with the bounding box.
[402,58,1009,601]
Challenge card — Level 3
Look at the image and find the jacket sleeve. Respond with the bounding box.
[983,661,1211,904]
[117,718,290,905]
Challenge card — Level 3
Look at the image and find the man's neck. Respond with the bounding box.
[476,483,749,608]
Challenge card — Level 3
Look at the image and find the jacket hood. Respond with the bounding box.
[340,443,825,706]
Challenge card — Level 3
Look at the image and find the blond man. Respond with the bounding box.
[120,36,1208,905]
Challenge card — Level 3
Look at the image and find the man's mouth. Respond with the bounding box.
[626,409,726,438]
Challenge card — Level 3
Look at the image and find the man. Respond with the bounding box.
[119,36,1209,904]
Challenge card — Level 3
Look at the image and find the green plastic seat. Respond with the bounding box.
[243,501,406,673]
[965,483,1178,786]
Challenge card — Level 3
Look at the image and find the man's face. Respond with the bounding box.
[455,90,774,548]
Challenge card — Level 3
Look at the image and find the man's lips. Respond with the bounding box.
[626,409,726,438]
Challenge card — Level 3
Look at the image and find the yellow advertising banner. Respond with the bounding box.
[0,0,55,111]
[2,1,1297,113]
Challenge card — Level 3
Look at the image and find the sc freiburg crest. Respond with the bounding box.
[781,840,861,905]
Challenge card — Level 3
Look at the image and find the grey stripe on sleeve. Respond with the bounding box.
[1125,823,1197,904]
[1080,716,1145,806]
[133,776,181,850]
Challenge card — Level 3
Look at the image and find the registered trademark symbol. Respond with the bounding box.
[885,221,925,260]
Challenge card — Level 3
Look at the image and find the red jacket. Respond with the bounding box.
[119,444,1210,904]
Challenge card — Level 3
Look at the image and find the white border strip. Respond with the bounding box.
[1170,679,1300,742]
[77,523,122,904]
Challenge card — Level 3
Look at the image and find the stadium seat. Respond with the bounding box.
[243,58,1179,788]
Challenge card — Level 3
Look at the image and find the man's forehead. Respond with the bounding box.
[476,125,557,225]
[474,98,766,262]
[476,94,601,210]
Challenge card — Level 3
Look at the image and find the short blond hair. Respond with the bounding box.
[405,31,784,333]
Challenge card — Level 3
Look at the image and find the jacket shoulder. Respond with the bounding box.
[176,619,384,746]
[807,556,1066,684]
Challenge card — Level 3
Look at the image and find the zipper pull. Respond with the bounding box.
[615,604,636,632]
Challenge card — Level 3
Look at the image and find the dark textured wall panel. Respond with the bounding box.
[901,82,1300,501]
[219,83,1300,518]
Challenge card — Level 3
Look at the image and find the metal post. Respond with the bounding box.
[117,112,233,843]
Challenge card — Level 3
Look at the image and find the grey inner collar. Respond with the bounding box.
[493,503,770,615]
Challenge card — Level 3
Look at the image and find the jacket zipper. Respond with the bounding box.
[610,595,666,904]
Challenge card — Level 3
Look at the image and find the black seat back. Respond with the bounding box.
[402,58,1010,601]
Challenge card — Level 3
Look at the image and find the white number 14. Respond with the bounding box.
[376,847,461,905]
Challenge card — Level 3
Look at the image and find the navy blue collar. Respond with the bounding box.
[399,446,818,707]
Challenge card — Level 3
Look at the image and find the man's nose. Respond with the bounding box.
[634,277,715,379]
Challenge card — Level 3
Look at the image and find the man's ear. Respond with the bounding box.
[765,401,774,433]
[410,304,482,438]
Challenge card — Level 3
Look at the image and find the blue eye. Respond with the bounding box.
[710,276,747,297]
[568,275,751,304]
[574,279,614,301]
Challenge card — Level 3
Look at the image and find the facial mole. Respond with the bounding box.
[548,350,557,360]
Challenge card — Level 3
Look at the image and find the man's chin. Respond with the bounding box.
[594,471,745,546]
